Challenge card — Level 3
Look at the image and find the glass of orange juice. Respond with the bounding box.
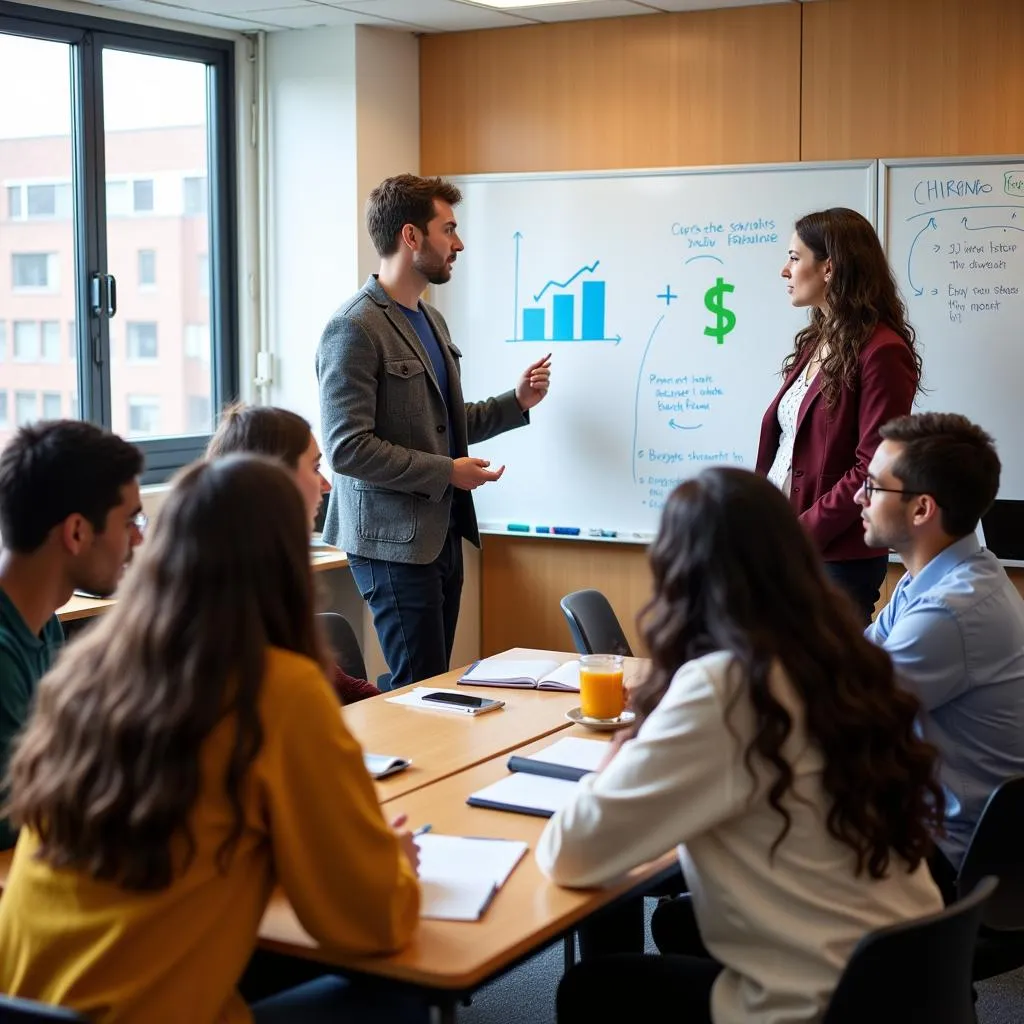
[578,654,626,720]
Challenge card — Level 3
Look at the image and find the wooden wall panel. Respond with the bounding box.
[420,5,802,175]
[802,0,1024,160]
[479,536,653,657]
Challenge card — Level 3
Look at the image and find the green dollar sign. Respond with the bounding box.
[703,277,736,344]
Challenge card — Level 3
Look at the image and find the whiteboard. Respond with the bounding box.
[432,161,877,542]
[881,156,1024,499]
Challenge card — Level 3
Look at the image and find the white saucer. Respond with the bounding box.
[565,706,636,732]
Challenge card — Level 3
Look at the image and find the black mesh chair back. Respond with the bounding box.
[316,611,368,681]
[559,589,633,657]
[956,775,1024,979]
[0,997,86,1022]
[822,875,997,1023]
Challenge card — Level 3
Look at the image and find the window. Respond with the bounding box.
[0,321,6,361]
[42,392,61,419]
[13,322,38,361]
[41,321,60,362]
[183,175,207,215]
[132,179,154,213]
[12,253,57,290]
[0,392,7,426]
[15,391,37,427]
[126,322,158,361]
[138,249,156,287]
[0,16,237,482]
[184,323,209,360]
[127,395,160,437]
[197,253,209,297]
[187,395,211,432]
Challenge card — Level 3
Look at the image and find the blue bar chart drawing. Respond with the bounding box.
[509,233,620,344]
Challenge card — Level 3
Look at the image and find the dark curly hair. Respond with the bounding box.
[630,467,944,878]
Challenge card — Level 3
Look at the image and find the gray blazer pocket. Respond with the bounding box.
[356,484,417,544]
[384,358,428,419]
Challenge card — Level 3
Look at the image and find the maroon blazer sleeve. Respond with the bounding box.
[328,663,382,705]
[798,335,918,549]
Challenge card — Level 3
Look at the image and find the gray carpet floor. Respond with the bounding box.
[457,900,1024,1024]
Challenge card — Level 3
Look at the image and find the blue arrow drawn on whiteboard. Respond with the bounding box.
[685,254,724,265]
[512,231,522,341]
[668,419,702,430]
[532,261,600,303]
[960,215,1024,233]
[907,217,937,296]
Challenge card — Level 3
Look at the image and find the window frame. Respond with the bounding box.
[0,2,239,483]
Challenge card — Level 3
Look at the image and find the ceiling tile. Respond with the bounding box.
[321,0,533,32]
[247,4,426,29]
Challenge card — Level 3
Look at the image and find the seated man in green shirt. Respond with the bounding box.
[0,420,143,848]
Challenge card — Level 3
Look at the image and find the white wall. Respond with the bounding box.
[264,24,481,681]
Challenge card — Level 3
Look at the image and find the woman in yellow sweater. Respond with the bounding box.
[0,454,425,1024]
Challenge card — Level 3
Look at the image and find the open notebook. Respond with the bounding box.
[416,834,529,921]
[459,657,580,691]
[467,736,608,817]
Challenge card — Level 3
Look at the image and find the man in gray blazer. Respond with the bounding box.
[317,174,551,689]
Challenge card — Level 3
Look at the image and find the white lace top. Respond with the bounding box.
[766,364,818,496]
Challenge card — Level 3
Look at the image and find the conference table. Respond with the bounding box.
[0,649,671,1024]
[55,546,350,623]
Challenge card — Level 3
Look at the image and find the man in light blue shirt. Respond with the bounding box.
[859,412,1024,902]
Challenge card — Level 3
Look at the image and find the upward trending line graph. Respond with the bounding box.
[508,232,621,345]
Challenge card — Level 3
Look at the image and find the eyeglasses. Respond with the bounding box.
[131,511,149,533]
[860,479,929,502]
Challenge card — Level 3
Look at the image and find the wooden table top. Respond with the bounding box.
[56,547,349,623]
[258,730,673,991]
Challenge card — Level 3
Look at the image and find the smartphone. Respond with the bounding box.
[420,691,505,714]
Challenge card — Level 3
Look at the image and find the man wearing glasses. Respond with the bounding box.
[0,420,144,849]
[857,412,1024,903]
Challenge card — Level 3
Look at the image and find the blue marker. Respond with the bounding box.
[535,526,551,534]
[553,526,581,536]
[507,523,530,532]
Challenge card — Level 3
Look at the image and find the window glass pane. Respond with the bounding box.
[14,391,37,426]
[13,321,38,361]
[41,320,60,361]
[0,320,6,360]
[126,321,158,360]
[138,249,156,286]
[104,49,213,441]
[0,392,7,426]
[42,391,61,419]
[0,33,79,450]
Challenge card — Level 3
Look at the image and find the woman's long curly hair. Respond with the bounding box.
[5,454,331,891]
[631,468,944,878]
[783,207,922,407]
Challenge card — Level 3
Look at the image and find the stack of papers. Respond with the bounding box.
[416,834,529,921]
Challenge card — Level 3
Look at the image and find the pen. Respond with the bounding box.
[413,823,433,837]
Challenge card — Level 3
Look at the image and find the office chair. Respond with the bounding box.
[316,611,368,681]
[956,775,1024,980]
[821,876,997,1023]
[559,589,633,657]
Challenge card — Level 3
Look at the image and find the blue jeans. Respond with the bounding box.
[251,976,428,1023]
[348,527,464,689]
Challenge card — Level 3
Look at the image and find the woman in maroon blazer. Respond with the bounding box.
[756,208,922,624]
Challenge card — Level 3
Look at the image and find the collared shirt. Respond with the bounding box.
[866,534,1024,867]
[0,585,64,849]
